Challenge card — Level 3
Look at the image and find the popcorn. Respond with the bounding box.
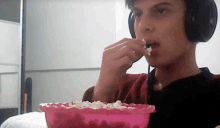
[128,107,135,109]
[115,100,122,105]
[82,102,91,107]
[113,102,121,108]
[64,100,135,110]
[142,39,152,56]
[39,103,48,107]
[103,104,113,110]
[142,39,147,49]
[146,47,152,56]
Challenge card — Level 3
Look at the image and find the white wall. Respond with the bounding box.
[0,74,19,108]
[0,21,21,65]
[0,20,22,111]
[0,0,22,115]
[25,0,116,70]
[25,0,116,111]
[25,0,220,112]
[26,70,100,111]
[0,20,21,109]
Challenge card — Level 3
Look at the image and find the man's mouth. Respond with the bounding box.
[146,42,160,49]
[142,39,160,48]
[142,39,160,56]
[150,43,160,48]
[145,43,160,56]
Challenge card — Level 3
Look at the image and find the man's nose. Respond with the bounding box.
[138,16,155,35]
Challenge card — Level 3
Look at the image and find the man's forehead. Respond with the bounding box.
[134,0,143,5]
[134,0,143,6]
[134,0,173,6]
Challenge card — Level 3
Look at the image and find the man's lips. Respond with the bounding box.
[142,39,160,56]
[145,43,160,56]
[143,39,160,48]
[150,43,160,49]
[146,43,160,49]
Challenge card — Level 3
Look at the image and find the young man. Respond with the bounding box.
[83,0,220,127]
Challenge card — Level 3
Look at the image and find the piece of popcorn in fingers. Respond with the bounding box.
[142,39,147,49]
[147,47,152,55]
[146,47,152,53]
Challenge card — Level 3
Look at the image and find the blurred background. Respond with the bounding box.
[0,0,220,114]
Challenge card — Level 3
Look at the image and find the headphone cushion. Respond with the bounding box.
[185,0,218,42]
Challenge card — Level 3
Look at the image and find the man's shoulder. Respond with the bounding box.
[119,73,149,88]
[199,74,220,94]
[213,74,220,80]
[209,74,220,86]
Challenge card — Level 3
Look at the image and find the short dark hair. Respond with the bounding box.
[125,0,187,10]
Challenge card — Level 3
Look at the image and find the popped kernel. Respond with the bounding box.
[146,47,152,56]
[128,107,135,109]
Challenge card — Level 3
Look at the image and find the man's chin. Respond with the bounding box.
[149,65,155,68]
[148,64,166,69]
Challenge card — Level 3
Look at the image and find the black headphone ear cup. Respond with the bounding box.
[128,11,136,38]
[185,0,218,43]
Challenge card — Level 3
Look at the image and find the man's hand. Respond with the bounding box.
[215,125,220,128]
[93,38,148,102]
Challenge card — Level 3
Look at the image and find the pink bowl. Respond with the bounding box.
[39,102,155,128]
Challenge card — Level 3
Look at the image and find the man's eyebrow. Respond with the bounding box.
[132,2,174,12]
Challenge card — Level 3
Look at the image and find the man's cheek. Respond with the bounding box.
[134,27,141,38]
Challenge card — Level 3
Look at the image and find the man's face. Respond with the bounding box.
[133,0,194,67]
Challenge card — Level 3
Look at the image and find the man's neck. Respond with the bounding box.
[154,55,201,89]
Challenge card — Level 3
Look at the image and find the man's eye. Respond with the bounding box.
[133,13,142,18]
[157,9,166,14]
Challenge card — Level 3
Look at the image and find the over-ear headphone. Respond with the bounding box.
[127,1,218,103]
[128,0,218,43]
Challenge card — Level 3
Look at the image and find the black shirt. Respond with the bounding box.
[147,67,220,128]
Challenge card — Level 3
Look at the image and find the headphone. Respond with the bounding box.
[129,0,218,42]
[128,0,218,74]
